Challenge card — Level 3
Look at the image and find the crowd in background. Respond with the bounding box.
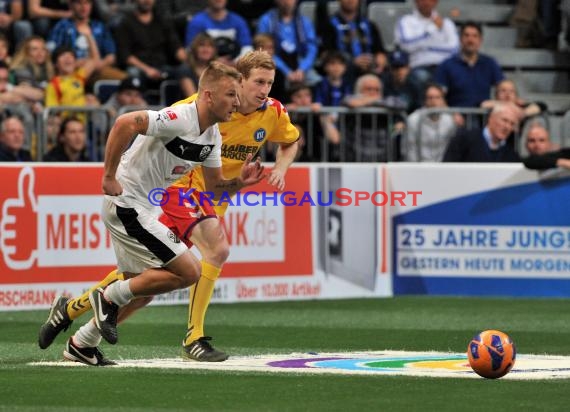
[0,0,569,164]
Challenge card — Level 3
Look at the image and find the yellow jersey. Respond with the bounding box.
[45,67,88,122]
[172,95,299,215]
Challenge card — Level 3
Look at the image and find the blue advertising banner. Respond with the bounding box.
[389,164,570,297]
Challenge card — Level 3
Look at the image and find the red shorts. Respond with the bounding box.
[159,186,217,248]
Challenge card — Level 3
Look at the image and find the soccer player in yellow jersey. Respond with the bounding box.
[38,50,300,365]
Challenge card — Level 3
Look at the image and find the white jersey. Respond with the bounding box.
[110,102,222,209]
[394,9,459,68]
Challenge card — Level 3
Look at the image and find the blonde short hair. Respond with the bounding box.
[236,50,276,79]
[198,61,242,92]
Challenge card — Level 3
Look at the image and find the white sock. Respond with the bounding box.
[72,319,102,348]
[103,279,134,306]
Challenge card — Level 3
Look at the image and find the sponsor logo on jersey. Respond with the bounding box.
[221,143,258,161]
[165,109,178,120]
[253,128,266,142]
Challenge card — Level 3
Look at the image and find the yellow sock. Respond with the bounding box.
[66,270,124,320]
[184,261,221,345]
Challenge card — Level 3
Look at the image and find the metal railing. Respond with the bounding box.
[288,106,407,162]
[410,107,490,162]
[3,103,564,162]
[39,106,114,161]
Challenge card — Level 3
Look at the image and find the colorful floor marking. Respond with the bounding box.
[30,351,570,380]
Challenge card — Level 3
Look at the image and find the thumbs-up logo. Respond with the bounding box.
[0,167,38,269]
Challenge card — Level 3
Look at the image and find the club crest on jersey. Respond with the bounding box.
[199,145,212,161]
[253,128,266,142]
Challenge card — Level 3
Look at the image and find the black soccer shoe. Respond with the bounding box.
[89,288,119,344]
[182,337,229,362]
[63,338,117,366]
[38,295,73,349]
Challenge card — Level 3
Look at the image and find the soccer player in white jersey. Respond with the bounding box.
[38,52,294,366]
[67,61,265,357]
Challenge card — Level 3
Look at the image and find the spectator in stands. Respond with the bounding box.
[435,21,504,108]
[480,79,547,128]
[47,0,126,85]
[45,46,99,121]
[509,0,562,49]
[44,113,62,151]
[10,36,54,93]
[103,76,147,119]
[510,0,539,48]
[0,115,31,161]
[43,116,90,161]
[404,83,457,162]
[524,122,556,156]
[314,50,352,108]
[344,73,406,111]
[0,60,44,107]
[443,103,520,162]
[28,0,72,39]
[0,0,33,53]
[523,144,570,170]
[253,33,287,102]
[343,74,405,161]
[382,48,422,114]
[185,0,253,64]
[114,0,187,95]
[257,0,320,87]
[285,82,325,161]
[313,50,352,158]
[539,0,562,50]
[155,0,209,42]
[180,32,217,97]
[522,120,569,171]
[227,0,273,34]
[394,0,459,88]
[90,0,137,27]
[318,0,387,82]
[0,33,11,64]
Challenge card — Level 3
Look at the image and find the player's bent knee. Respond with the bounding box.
[168,253,201,288]
[178,270,200,288]
[210,241,230,265]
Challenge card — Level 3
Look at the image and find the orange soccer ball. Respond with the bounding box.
[467,330,516,379]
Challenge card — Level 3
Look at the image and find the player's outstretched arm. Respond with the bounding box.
[202,154,265,197]
[103,111,149,195]
[268,140,299,192]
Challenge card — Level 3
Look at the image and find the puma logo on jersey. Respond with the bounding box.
[165,138,215,161]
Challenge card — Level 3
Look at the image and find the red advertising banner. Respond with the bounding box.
[0,165,312,286]
[1,165,114,284]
